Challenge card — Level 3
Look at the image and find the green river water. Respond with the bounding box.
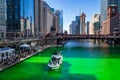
[0,40,120,80]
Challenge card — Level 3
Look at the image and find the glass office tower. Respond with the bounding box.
[6,0,21,38]
[0,0,6,39]
[108,0,118,7]
[55,10,63,33]
[100,0,108,25]
[21,0,34,20]
[100,0,119,25]
[75,16,80,34]
[6,0,34,39]
[0,0,6,26]
[118,0,120,12]
[21,0,34,37]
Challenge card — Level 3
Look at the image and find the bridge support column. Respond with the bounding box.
[106,39,117,46]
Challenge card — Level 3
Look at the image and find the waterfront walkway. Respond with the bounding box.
[0,45,50,72]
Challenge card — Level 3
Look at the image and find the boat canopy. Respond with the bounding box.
[20,44,30,48]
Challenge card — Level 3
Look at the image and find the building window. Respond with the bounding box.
[9,16,12,19]
[6,52,8,56]
[1,53,4,57]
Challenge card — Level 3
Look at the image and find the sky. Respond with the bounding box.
[45,0,101,32]
[21,0,34,21]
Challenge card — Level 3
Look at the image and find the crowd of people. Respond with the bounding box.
[0,47,37,69]
[18,47,37,58]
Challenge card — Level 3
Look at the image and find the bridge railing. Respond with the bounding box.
[57,33,120,39]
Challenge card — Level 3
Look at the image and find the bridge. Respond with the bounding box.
[57,34,120,40]
[55,32,120,39]
[55,32,120,45]
[0,32,120,47]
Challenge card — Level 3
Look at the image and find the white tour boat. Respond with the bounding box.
[48,52,63,70]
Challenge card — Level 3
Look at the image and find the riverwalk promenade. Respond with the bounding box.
[0,45,50,72]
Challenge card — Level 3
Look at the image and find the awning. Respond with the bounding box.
[20,44,30,48]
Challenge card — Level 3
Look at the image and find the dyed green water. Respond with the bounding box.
[0,40,120,80]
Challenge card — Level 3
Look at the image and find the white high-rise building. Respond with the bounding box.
[42,1,54,36]
[80,13,86,34]
[20,17,24,32]
[34,0,43,37]
[32,23,34,35]
[69,24,72,34]
[89,14,100,34]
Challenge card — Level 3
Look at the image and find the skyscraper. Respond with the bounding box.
[100,0,119,25]
[6,0,21,39]
[90,14,100,35]
[108,0,118,7]
[102,5,119,35]
[21,0,34,37]
[100,0,108,26]
[34,0,43,37]
[119,0,120,12]
[69,24,72,34]
[0,0,6,39]
[42,1,54,36]
[80,13,86,34]
[71,21,78,35]
[86,22,89,35]
[55,10,63,33]
[75,16,80,34]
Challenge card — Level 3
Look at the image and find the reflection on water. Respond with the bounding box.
[64,40,109,48]
[63,40,120,58]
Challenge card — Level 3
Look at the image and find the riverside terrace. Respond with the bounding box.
[0,45,38,71]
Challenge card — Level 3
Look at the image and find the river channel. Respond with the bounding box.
[0,40,120,80]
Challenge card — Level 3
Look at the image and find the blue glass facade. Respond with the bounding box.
[119,0,120,12]
[101,0,120,25]
[6,0,21,32]
[75,16,80,34]
[108,0,118,6]
[0,0,6,26]
[100,0,108,25]
[21,0,34,21]
[21,0,34,35]
[56,10,63,33]
[71,21,77,35]
[6,0,34,38]
[0,0,6,39]
[59,10,63,33]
